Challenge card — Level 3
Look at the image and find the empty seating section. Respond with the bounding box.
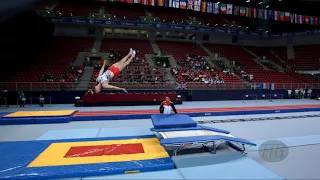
[38,37,94,65]
[245,46,287,68]
[287,71,319,83]
[205,44,262,69]
[150,8,189,23]
[105,6,146,21]
[245,70,301,83]
[291,45,320,70]
[188,11,226,26]
[54,3,100,17]
[157,41,208,62]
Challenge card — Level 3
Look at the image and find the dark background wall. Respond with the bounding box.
[4,89,319,105]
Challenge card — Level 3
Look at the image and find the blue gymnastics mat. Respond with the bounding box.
[151,114,197,129]
[173,152,284,179]
[0,135,174,180]
[0,110,77,125]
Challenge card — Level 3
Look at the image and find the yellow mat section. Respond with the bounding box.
[28,138,169,167]
[4,110,76,117]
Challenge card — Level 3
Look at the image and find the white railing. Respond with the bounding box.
[1,82,319,91]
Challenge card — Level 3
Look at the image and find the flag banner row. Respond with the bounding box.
[100,0,320,26]
[48,17,320,37]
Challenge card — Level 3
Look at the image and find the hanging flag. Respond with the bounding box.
[179,0,186,9]
[117,0,125,2]
[187,0,193,10]
[258,9,263,19]
[142,0,149,5]
[274,11,279,21]
[239,7,246,16]
[284,12,290,21]
[201,1,206,12]
[213,3,219,14]
[220,3,226,14]
[314,17,318,25]
[246,7,251,17]
[279,12,285,21]
[267,10,274,20]
[310,16,314,25]
[250,8,256,18]
[290,14,295,23]
[304,16,310,24]
[157,0,164,6]
[126,0,133,3]
[193,0,201,11]
[299,15,304,24]
[226,4,233,14]
[294,14,298,23]
[264,9,268,19]
[172,0,179,8]
[233,6,240,15]
[164,0,169,6]
[207,2,213,13]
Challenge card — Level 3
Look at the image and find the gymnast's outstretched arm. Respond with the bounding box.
[98,60,107,77]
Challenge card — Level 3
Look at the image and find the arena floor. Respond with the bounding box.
[0,99,320,179]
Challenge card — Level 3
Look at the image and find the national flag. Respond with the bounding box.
[290,14,295,23]
[126,0,133,3]
[284,12,290,21]
[194,0,201,11]
[314,17,318,25]
[280,12,285,21]
[299,15,304,24]
[252,8,258,18]
[172,0,179,8]
[226,4,233,14]
[233,6,240,15]
[264,9,268,19]
[268,10,274,20]
[251,83,263,90]
[240,7,246,16]
[117,0,125,2]
[304,16,310,24]
[294,14,298,23]
[274,11,280,21]
[220,3,226,14]
[157,0,164,6]
[258,9,264,19]
[176,82,187,89]
[213,3,219,14]
[108,0,116,2]
[201,1,206,12]
[263,83,276,90]
[246,7,251,17]
[179,0,186,9]
[310,16,314,25]
[142,0,149,5]
[207,2,213,13]
[187,0,193,10]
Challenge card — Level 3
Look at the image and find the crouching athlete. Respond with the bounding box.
[95,48,136,93]
[159,96,178,114]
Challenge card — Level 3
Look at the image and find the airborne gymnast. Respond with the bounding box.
[95,48,136,93]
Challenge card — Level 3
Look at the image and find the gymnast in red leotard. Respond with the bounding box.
[95,48,136,93]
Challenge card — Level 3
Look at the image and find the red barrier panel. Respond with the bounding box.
[82,92,177,103]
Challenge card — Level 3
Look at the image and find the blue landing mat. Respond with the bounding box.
[151,114,197,129]
[0,135,174,180]
[173,152,284,179]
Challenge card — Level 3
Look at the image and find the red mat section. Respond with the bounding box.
[64,143,144,158]
[75,104,320,116]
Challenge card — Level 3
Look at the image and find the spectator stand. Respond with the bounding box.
[242,94,284,103]
[16,97,52,107]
